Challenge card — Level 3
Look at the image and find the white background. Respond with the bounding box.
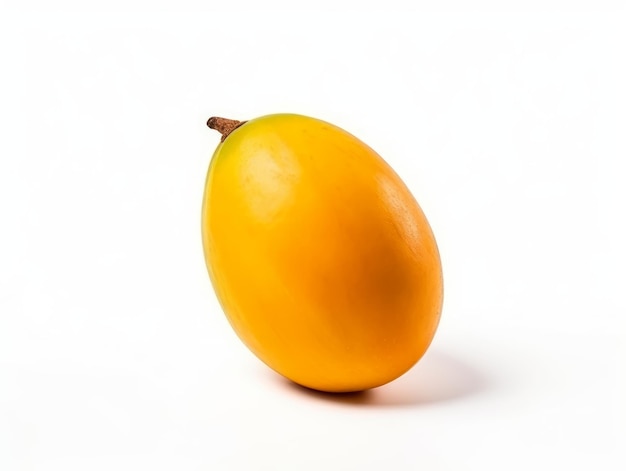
[1,5,625,471]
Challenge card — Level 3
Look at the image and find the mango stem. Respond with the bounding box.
[207,117,246,142]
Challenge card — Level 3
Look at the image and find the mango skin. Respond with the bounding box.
[201,114,443,392]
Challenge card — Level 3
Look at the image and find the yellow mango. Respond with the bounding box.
[201,114,443,392]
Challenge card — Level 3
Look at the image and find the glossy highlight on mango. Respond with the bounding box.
[201,113,443,393]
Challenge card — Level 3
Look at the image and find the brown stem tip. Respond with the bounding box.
[207,116,246,142]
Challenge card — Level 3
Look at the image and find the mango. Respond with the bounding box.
[201,113,443,392]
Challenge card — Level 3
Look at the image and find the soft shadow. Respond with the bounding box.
[270,349,490,408]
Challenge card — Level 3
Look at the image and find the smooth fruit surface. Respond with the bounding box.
[202,114,443,392]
